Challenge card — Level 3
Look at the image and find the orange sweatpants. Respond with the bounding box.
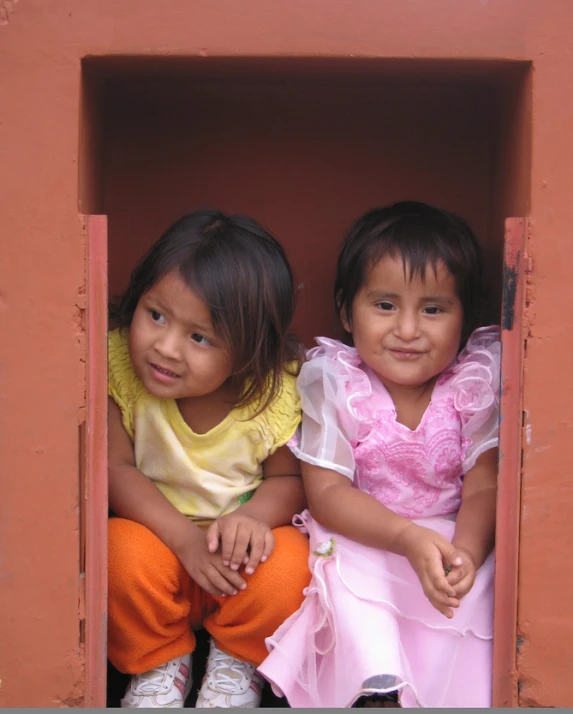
[108,518,310,674]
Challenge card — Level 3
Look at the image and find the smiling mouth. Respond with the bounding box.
[388,349,423,360]
[150,363,180,379]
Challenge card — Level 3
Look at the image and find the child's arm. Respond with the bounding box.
[206,445,306,575]
[303,461,464,618]
[108,397,247,597]
[446,447,498,597]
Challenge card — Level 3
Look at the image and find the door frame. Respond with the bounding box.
[85,214,108,707]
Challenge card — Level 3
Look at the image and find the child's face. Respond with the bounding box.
[343,254,463,394]
[128,270,233,401]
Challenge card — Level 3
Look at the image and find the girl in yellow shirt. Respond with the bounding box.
[107,210,310,708]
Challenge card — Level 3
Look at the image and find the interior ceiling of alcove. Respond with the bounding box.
[102,76,498,346]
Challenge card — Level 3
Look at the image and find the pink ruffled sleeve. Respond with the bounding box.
[289,338,372,480]
[450,326,501,473]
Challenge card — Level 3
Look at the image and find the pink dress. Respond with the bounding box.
[258,326,500,708]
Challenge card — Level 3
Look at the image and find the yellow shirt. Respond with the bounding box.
[108,329,301,525]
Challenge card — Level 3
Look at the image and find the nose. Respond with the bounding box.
[394,309,420,342]
[155,328,182,362]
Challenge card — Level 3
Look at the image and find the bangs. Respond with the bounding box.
[365,215,473,286]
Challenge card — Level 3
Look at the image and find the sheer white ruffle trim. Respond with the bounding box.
[450,326,501,472]
[288,337,366,479]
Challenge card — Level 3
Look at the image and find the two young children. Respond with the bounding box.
[108,202,499,708]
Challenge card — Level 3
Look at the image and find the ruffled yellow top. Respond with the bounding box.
[108,328,301,525]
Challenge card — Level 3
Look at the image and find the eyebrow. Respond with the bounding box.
[365,291,456,305]
[421,296,456,305]
[365,291,400,300]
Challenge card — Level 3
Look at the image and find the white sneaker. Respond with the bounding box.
[195,640,263,708]
[121,653,192,708]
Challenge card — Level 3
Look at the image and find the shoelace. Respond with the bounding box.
[206,647,256,694]
[132,659,179,695]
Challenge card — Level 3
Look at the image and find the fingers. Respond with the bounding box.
[427,584,460,617]
[205,521,221,554]
[421,571,459,617]
[195,567,237,598]
[445,549,477,598]
[199,561,247,598]
[207,516,274,576]
[227,524,252,571]
[417,551,460,618]
[244,530,275,575]
[426,553,457,599]
[214,560,247,592]
[436,540,464,570]
[218,520,239,567]
[221,520,274,574]
[209,569,239,597]
[262,530,275,562]
[430,564,477,609]
[450,571,475,599]
[446,565,466,587]
[419,574,459,618]
[430,594,459,619]
[220,521,260,571]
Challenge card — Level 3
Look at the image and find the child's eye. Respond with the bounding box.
[377,301,395,311]
[423,306,442,315]
[191,333,211,346]
[149,309,166,324]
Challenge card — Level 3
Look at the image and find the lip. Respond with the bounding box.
[387,349,424,361]
[149,362,181,384]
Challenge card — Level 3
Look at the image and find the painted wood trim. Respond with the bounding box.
[85,214,108,707]
[492,217,526,707]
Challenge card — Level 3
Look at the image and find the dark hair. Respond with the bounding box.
[111,210,302,411]
[335,201,488,343]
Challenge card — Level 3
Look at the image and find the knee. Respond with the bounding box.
[109,518,150,563]
[262,526,311,595]
[108,518,178,590]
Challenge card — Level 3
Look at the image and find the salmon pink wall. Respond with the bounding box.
[0,0,572,706]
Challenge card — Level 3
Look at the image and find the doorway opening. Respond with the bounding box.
[80,54,531,706]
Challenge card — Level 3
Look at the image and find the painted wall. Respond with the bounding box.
[0,0,571,706]
[102,74,500,346]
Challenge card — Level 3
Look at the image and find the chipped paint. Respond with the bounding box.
[0,0,19,26]
[502,251,520,331]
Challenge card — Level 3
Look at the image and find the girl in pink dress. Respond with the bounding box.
[258,201,499,708]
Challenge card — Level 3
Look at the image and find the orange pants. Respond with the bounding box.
[108,518,310,674]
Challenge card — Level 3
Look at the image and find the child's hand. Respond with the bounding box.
[175,529,247,598]
[397,523,464,618]
[445,545,477,599]
[206,513,275,575]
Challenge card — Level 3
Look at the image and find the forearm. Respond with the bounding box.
[236,475,306,529]
[109,464,201,553]
[452,487,496,568]
[310,481,413,554]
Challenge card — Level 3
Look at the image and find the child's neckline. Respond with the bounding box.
[363,363,450,433]
[165,398,241,437]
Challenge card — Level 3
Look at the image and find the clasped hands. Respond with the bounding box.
[174,512,274,598]
[396,523,478,618]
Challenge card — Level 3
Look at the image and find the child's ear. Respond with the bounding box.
[340,305,352,334]
[336,291,352,333]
